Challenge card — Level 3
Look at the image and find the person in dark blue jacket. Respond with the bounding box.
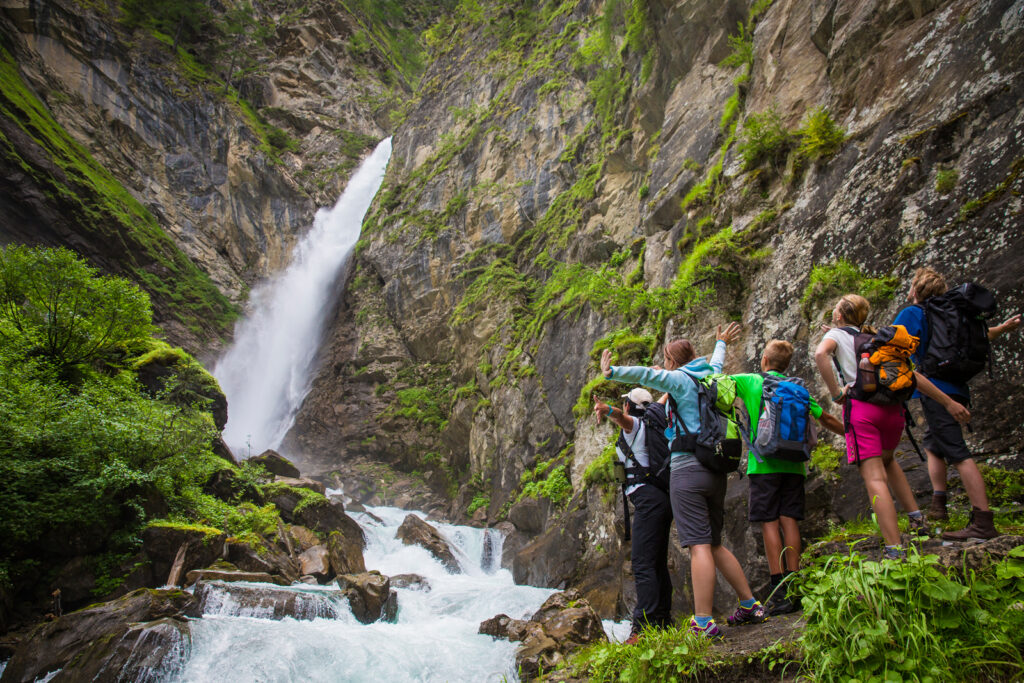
[894,267,1020,540]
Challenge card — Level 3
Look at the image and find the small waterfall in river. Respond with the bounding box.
[214,138,392,457]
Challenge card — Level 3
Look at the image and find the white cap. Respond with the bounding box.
[621,388,654,405]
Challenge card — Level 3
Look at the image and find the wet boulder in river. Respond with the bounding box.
[188,581,350,621]
[298,545,334,583]
[327,529,366,575]
[1,588,194,683]
[336,572,398,624]
[395,514,461,573]
[514,589,606,680]
[142,524,226,586]
[390,573,431,591]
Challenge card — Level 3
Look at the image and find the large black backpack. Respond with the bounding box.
[618,402,671,492]
[921,283,997,384]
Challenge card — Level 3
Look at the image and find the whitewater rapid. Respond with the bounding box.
[176,505,558,682]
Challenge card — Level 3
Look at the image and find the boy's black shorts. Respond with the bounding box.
[748,472,806,522]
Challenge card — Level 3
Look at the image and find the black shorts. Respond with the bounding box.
[920,394,972,464]
[748,472,806,522]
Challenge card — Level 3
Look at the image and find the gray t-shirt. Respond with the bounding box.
[616,415,648,496]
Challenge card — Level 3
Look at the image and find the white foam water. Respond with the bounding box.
[173,506,557,682]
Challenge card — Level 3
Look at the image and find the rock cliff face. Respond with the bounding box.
[287,0,1024,615]
[0,0,395,349]
[3,0,1022,623]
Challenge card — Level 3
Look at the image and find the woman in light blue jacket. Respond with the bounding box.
[600,322,766,639]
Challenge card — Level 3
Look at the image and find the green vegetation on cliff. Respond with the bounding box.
[800,259,898,321]
[0,247,275,603]
[0,48,237,339]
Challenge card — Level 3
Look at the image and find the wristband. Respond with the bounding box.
[832,392,843,401]
[608,406,616,416]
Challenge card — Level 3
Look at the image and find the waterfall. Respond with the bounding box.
[214,139,392,457]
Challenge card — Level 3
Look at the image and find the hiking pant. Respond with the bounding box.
[628,483,674,629]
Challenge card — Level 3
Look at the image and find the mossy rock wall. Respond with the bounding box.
[286,0,1024,613]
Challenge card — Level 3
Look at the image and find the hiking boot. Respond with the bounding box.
[926,494,949,522]
[942,508,999,541]
[688,617,723,640]
[882,545,907,561]
[726,601,768,626]
[907,514,929,535]
[766,591,797,616]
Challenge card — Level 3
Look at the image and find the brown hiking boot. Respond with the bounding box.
[941,508,999,541]
[926,494,948,522]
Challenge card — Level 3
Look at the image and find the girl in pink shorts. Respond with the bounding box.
[814,295,969,557]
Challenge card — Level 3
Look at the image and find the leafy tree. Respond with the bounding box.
[0,246,153,372]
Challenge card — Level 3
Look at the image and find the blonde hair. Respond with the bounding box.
[836,293,874,332]
[912,267,946,301]
[763,340,794,372]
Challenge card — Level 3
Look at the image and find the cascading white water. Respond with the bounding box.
[174,506,559,682]
[214,139,392,457]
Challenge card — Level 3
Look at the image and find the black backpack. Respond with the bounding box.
[618,402,671,492]
[666,375,742,475]
[920,283,997,384]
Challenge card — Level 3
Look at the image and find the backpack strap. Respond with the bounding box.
[617,422,646,479]
[902,405,925,461]
[831,326,861,385]
[621,484,631,542]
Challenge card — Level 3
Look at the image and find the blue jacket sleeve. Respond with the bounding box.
[607,365,690,395]
[709,340,726,373]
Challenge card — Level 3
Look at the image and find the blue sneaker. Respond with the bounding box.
[688,617,723,640]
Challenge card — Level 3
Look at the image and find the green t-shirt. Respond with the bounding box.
[731,371,822,476]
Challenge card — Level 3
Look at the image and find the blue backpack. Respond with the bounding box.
[752,374,817,462]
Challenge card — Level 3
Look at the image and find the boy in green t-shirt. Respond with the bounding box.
[731,340,843,615]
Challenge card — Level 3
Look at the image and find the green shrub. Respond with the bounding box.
[800,259,897,320]
[519,464,573,506]
[568,621,721,680]
[978,464,1024,507]
[0,245,153,372]
[810,442,843,479]
[738,108,790,170]
[467,491,489,515]
[794,106,845,164]
[797,548,1024,682]
[348,29,371,56]
[935,167,958,194]
[583,438,618,488]
[387,387,448,430]
[0,247,258,602]
[718,23,752,70]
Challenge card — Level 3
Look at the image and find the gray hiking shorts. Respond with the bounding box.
[669,455,726,547]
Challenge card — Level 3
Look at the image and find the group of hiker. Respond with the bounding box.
[592,266,1021,642]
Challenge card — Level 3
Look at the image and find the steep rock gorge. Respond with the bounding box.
[288,0,1024,614]
[0,0,404,349]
